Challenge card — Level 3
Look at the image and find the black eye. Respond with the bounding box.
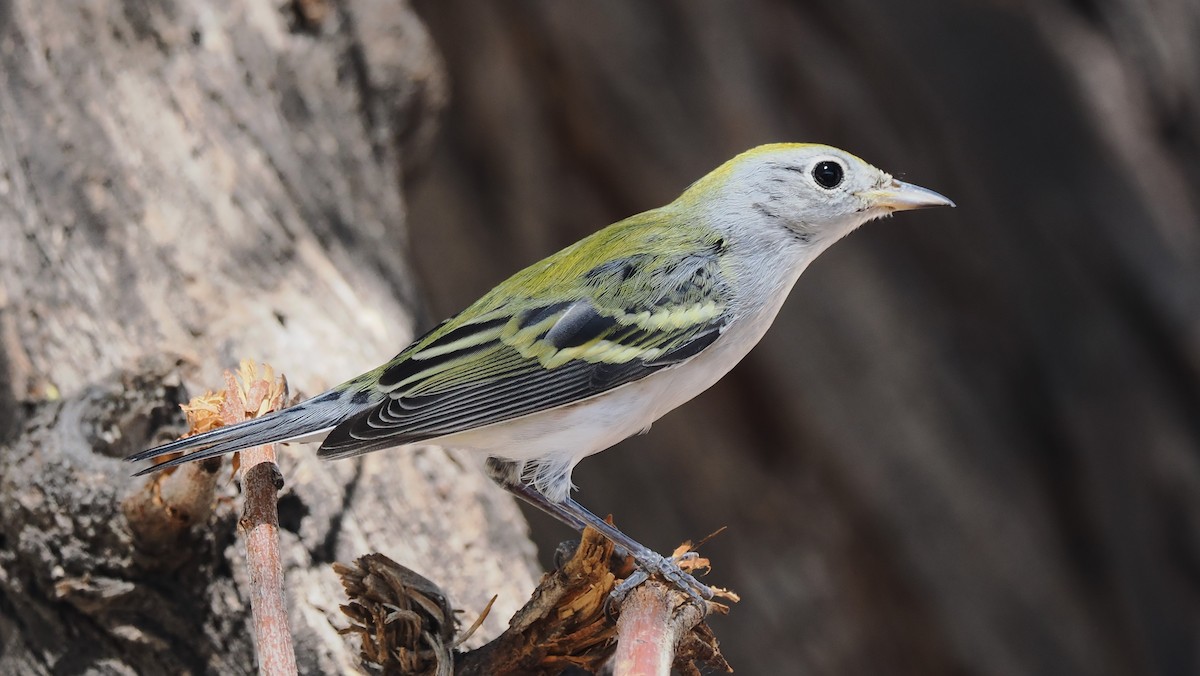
[812,161,844,189]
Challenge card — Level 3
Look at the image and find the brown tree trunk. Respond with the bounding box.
[0,1,538,673]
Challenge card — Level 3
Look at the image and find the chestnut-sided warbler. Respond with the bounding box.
[130,143,953,599]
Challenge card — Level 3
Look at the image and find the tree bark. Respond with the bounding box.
[0,2,539,673]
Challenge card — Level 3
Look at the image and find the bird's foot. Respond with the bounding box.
[611,548,713,603]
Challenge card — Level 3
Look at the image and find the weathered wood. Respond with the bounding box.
[0,1,536,673]
[454,527,728,675]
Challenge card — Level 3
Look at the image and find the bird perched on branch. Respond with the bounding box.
[130,143,953,599]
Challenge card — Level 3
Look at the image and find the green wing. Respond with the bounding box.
[319,212,732,458]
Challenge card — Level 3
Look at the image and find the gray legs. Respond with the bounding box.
[486,458,712,601]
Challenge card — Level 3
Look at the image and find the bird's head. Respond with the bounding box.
[680,143,954,250]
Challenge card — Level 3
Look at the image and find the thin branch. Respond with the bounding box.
[226,362,297,676]
[124,361,298,670]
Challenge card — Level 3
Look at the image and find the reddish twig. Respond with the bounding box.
[611,582,708,676]
[239,445,296,675]
[226,362,297,676]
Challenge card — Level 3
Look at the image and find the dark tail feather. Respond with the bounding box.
[127,395,356,475]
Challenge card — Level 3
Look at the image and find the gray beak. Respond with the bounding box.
[859,179,955,211]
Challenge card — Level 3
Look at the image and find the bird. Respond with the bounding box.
[129,143,954,599]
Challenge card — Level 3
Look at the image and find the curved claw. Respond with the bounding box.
[610,550,713,604]
[611,569,651,603]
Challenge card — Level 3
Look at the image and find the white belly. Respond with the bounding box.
[425,288,792,502]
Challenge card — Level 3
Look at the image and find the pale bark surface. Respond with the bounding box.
[0,1,538,673]
[409,1,1200,675]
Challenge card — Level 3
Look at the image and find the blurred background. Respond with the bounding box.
[404,1,1200,674]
